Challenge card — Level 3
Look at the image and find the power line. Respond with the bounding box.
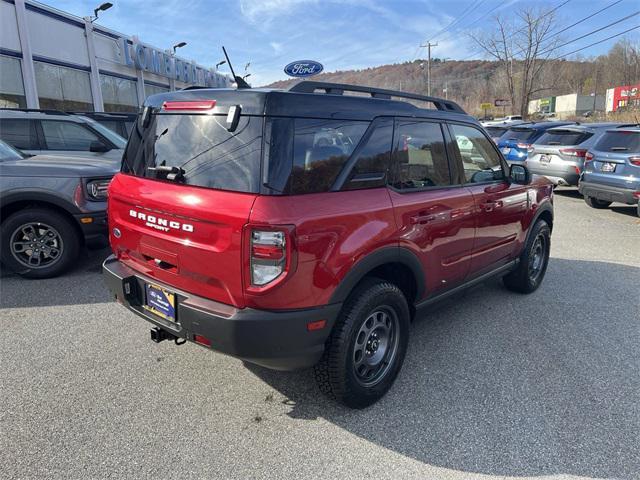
[424,0,486,44]
[556,24,640,59]
[539,10,640,57]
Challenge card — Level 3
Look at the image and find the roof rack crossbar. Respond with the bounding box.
[288,81,465,113]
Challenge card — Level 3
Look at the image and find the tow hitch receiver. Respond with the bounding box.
[150,327,177,343]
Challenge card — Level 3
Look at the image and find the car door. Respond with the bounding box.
[388,119,476,294]
[448,122,528,277]
[39,120,105,159]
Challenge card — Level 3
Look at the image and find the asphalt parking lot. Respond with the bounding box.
[1,189,638,480]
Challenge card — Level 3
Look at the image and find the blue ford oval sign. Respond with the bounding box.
[284,60,324,78]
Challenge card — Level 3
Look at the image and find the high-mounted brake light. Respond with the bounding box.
[161,100,216,111]
[560,148,587,158]
[517,143,531,150]
[629,156,640,166]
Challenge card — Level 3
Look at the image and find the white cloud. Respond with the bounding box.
[239,0,316,24]
[270,41,283,53]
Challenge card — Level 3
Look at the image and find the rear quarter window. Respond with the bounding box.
[594,131,640,153]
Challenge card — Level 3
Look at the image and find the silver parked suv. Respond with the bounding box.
[0,108,126,163]
[527,123,630,186]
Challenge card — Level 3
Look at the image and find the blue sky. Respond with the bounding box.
[49,0,640,86]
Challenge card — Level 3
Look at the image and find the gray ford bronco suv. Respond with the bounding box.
[0,140,117,278]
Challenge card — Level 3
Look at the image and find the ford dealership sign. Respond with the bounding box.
[284,60,324,77]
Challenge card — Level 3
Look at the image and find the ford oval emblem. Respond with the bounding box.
[284,60,324,78]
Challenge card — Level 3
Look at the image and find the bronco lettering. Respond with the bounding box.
[129,209,194,232]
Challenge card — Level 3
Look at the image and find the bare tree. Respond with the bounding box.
[469,7,561,118]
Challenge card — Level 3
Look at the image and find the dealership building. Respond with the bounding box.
[0,0,230,113]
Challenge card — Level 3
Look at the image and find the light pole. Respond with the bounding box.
[172,42,187,54]
[215,60,226,70]
[90,2,112,22]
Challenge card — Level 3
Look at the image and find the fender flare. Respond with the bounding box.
[530,201,554,232]
[329,246,425,304]
[0,189,82,216]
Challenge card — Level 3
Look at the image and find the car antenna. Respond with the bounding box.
[222,46,251,89]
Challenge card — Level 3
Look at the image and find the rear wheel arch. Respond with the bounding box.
[329,247,425,309]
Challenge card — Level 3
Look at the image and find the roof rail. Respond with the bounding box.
[288,81,466,113]
[0,107,69,115]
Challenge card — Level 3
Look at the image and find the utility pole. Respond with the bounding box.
[592,67,598,114]
[421,42,437,96]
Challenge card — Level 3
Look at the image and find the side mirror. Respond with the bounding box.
[89,141,110,153]
[510,164,531,185]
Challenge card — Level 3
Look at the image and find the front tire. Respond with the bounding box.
[503,219,551,294]
[314,278,410,409]
[584,195,611,209]
[0,208,80,279]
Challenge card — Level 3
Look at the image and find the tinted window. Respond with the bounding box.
[393,120,452,189]
[536,129,592,146]
[485,126,508,138]
[450,124,505,184]
[0,140,24,161]
[41,121,101,151]
[0,119,37,150]
[124,113,263,193]
[503,128,536,142]
[594,131,640,153]
[343,119,393,190]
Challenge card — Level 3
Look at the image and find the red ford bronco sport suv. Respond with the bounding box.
[103,81,553,408]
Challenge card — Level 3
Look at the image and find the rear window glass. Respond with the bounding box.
[265,118,369,194]
[594,131,640,153]
[503,128,536,142]
[536,130,592,146]
[123,113,263,193]
[485,126,508,137]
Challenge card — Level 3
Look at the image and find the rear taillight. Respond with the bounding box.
[517,143,531,150]
[559,148,587,158]
[585,151,594,162]
[250,229,287,286]
[629,156,640,166]
[162,100,216,111]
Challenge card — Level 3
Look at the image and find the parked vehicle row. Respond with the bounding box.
[488,121,640,217]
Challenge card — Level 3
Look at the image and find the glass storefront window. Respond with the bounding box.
[101,74,138,113]
[34,61,93,112]
[0,56,27,108]
[144,83,170,99]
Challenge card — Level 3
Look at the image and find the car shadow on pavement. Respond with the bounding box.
[246,258,640,479]
[0,247,112,308]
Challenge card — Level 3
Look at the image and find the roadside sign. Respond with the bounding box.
[494,99,510,107]
[480,102,493,110]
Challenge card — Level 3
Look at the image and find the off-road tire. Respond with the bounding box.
[503,219,551,294]
[314,278,410,409]
[0,208,80,279]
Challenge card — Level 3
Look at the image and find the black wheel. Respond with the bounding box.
[584,195,611,209]
[314,278,410,408]
[0,208,80,279]
[503,219,551,294]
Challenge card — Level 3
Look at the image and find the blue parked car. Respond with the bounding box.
[579,127,640,217]
[498,122,575,164]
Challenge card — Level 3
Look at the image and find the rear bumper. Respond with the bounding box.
[74,211,108,248]
[578,181,638,205]
[528,165,580,186]
[102,255,341,371]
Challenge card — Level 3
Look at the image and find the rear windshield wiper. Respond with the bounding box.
[147,165,185,181]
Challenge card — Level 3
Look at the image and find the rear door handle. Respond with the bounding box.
[480,200,503,212]
[410,214,436,225]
